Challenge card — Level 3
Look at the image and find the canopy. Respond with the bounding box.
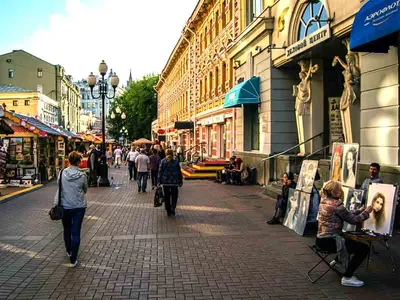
[350,0,400,52]
[174,121,194,130]
[132,138,153,145]
[224,76,260,108]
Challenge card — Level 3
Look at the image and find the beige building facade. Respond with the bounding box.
[0,50,81,132]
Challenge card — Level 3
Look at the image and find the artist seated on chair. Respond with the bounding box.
[267,172,296,225]
[316,181,373,288]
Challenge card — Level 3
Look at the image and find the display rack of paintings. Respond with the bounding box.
[363,183,398,236]
[330,142,359,188]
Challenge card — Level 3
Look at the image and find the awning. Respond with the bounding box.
[174,121,194,130]
[350,0,400,53]
[0,119,14,135]
[224,76,260,108]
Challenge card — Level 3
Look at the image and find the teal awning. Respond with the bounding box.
[224,76,260,108]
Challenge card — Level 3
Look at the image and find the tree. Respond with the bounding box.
[107,74,159,142]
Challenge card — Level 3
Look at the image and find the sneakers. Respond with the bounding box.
[70,261,78,268]
[138,188,141,193]
[341,276,364,287]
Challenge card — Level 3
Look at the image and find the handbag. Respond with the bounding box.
[49,169,65,220]
[154,186,164,207]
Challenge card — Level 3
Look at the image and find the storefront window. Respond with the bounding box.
[298,1,328,40]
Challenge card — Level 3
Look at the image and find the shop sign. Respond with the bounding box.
[328,97,343,143]
[157,129,166,135]
[286,24,331,59]
[201,115,225,126]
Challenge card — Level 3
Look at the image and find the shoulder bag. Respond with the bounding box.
[49,169,65,220]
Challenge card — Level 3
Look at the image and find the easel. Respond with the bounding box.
[343,232,396,273]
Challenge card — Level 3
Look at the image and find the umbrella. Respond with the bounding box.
[132,138,153,145]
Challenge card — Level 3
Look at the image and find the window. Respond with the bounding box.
[246,0,264,25]
[222,62,227,92]
[25,100,30,106]
[222,1,226,27]
[215,11,220,36]
[205,26,208,47]
[215,67,219,92]
[244,104,259,151]
[37,68,43,78]
[8,69,14,78]
[298,1,328,40]
[13,100,18,106]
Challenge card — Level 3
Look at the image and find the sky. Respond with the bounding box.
[0,0,199,85]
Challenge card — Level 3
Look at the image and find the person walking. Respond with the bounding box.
[114,146,122,168]
[158,149,183,216]
[54,151,88,268]
[149,149,161,189]
[126,146,139,181]
[135,149,150,192]
[106,148,113,167]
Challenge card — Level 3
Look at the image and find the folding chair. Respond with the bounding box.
[306,245,344,283]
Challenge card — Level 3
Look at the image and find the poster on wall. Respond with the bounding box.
[343,188,364,232]
[363,183,398,236]
[328,97,344,144]
[341,143,359,188]
[296,160,318,193]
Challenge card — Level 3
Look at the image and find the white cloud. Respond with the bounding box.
[14,0,198,85]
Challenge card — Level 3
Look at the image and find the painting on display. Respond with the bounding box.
[363,183,398,236]
[330,143,343,182]
[294,192,311,236]
[283,189,310,236]
[295,160,319,193]
[343,189,364,232]
[284,189,300,230]
[341,143,359,188]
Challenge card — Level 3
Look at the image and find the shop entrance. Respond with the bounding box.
[221,124,227,159]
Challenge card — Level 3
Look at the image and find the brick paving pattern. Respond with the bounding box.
[0,167,399,299]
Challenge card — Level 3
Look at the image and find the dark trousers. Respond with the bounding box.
[137,172,148,191]
[164,186,178,213]
[274,196,287,219]
[151,170,158,186]
[62,208,86,264]
[128,161,134,180]
[133,165,138,180]
[88,169,97,187]
[316,237,370,277]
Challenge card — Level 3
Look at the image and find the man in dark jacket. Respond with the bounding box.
[88,145,99,187]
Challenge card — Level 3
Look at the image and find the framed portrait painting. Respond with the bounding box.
[343,188,364,232]
[296,160,318,193]
[283,189,300,231]
[341,143,359,188]
[330,143,343,182]
[363,183,398,236]
[293,192,311,236]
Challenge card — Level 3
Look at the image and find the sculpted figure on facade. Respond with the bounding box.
[332,39,361,143]
[293,60,319,116]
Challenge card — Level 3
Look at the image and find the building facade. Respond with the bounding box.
[0,84,59,126]
[155,0,400,185]
[0,50,81,132]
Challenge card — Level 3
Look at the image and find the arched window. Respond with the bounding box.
[298,1,328,40]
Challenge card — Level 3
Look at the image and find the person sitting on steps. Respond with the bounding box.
[267,172,296,224]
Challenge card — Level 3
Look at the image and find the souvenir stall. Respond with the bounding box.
[0,111,64,185]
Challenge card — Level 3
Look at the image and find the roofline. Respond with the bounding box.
[156,0,205,89]
[0,49,57,67]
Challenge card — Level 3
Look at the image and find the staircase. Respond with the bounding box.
[181,160,227,180]
[264,181,283,199]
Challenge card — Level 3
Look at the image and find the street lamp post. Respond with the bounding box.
[88,60,120,187]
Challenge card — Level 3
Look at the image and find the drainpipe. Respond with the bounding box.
[181,33,192,147]
[184,24,198,147]
[159,75,168,136]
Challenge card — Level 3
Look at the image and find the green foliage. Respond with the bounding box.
[107,74,159,141]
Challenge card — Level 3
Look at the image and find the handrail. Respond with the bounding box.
[261,132,324,162]
[183,141,206,154]
[304,138,344,159]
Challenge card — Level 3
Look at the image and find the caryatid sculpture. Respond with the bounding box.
[332,39,360,143]
[293,60,319,154]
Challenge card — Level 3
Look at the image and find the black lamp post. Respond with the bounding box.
[88,60,120,187]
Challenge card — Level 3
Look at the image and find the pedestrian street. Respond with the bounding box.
[0,167,399,300]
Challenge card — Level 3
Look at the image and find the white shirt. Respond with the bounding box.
[114,149,122,157]
[135,154,150,172]
[127,151,139,162]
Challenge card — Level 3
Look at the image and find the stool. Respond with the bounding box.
[306,245,344,283]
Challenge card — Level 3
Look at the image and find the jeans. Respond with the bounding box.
[133,165,138,180]
[62,208,86,264]
[274,196,287,218]
[316,237,370,277]
[88,169,97,187]
[164,186,179,213]
[151,170,158,186]
[128,161,134,180]
[137,172,148,191]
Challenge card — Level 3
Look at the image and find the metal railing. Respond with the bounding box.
[183,142,207,162]
[261,132,324,186]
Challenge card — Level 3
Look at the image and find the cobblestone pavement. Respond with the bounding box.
[0,167,399,300]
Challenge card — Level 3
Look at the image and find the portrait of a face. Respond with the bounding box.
[293,192,311,236]
[363,183,398,235]
[330,143,343,182]
[296,160,318,193]
[341,144,359,188]
[283,189,299,230]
